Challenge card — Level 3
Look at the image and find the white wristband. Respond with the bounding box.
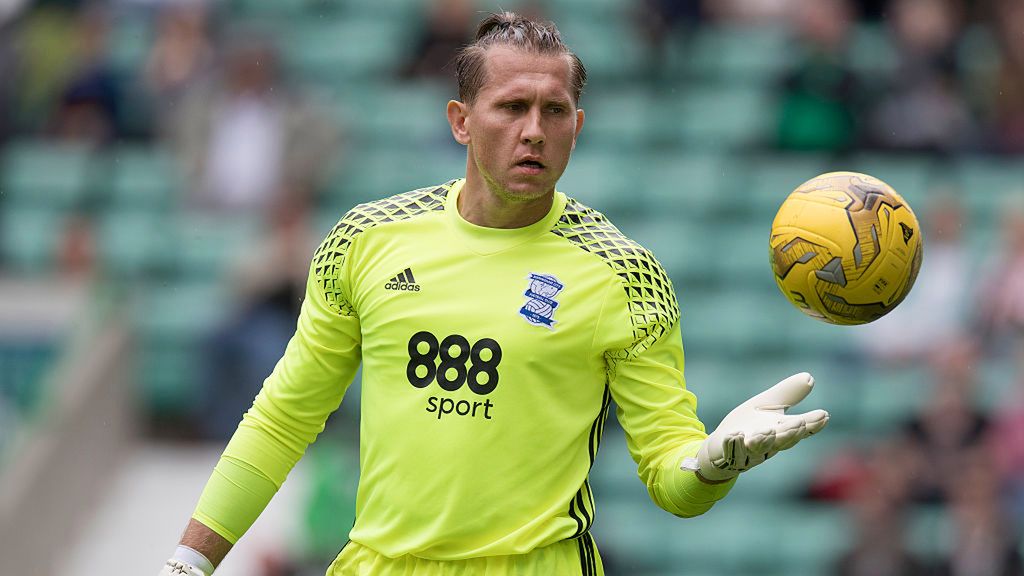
[173,545,215,575]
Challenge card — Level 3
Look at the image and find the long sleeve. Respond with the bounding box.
[608,321,735,518]
[192,225,363,543]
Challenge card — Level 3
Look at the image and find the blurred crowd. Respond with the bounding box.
[1,0,1024,574]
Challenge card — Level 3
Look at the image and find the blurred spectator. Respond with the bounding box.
[990,349,1024,517]
[171,27,339,214]
[833,441,930,576]
[56,213,97,282]
[199,200,315,440]
[934,449,1024,576]
[51,5,122,147]
[8,5,78,134]
[142,2,215,138]
[400,0,473,80]
[865,0,974,153]
[774,0,861,151]
[984,0,1024,154]
[854,193,971,364]
[0,2,26,145]
[973,202,1024,357]
[900,341,990,504]
[631,0,703,66]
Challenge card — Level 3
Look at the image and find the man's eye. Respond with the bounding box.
[548,106,565,114]
[504,103,524,112]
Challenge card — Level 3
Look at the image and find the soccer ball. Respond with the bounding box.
[769,171,923,325]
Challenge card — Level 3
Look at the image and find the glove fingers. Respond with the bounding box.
[773,410,830,451]
[748,372,815,411]
[716,433,748,470]
[801,409,830,435]
[744,429,776,455]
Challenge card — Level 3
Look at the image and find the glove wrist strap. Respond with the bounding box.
[173,545,215,575]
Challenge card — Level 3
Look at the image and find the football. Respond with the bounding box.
[769,171,923,325]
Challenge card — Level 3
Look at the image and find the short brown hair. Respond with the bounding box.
[453,11,587,105]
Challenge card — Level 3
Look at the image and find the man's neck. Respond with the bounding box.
[458,174,554,229]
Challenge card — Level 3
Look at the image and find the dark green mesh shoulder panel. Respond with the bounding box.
[312,183,452,316]
[550,198,680,364]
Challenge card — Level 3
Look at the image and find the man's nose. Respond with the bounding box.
[521,108,544,145]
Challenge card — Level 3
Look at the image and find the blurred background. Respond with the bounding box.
[0,0,1023,574]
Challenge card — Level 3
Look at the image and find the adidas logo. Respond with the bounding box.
[385,267,421,292]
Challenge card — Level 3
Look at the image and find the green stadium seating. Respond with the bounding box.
[849,24,899,77]
[730,153,833,215]
[847,153,936,209]
[854,364,932,432]
[558,18,648,82]
[329,145,466,205]
[575,88,657,151]
[0,207,65,273]
[953,156,1024,220]
[675,24,793,85]
[640,152,728,218]
[133,280,228,411]
[170,213,260,278]
[680,286,783,356]
[96,209,171,278]
[333,81,455,145]
[559,149,639,216]
[668,86,775,150]
[283,17,410,84]
[1,141,97,209]
[106,146,180,210]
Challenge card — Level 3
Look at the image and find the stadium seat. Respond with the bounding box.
[953,156,1024,221]
[610,215,709,286]
[847,154,936,209]
[133,280,228,412]
[106,146,180,210]
[1,141,97,210]
[668,86,775,150]
[641,152,728,218]
[728,153,833,216]
[675,24,793,85]
[330,144,466,205]
[283,17,409,84]
[0,207,66,273]
[559,148,640,217]
[680,286,782,356]
[96,209,171,278]
[335,81,455,146]
[558,18,648,82]
[575,88,657,152]
[712,220,773,284]
[848,23,899,77]
[170,212,261,278]
[855,364,932,432]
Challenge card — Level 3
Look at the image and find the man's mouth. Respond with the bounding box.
[516,159,545,172]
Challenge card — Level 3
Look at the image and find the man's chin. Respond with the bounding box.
[496,179,555,203]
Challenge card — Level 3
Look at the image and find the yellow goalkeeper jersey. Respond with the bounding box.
[193,179,734,560]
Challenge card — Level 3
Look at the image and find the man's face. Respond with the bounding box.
[450,46,584,203]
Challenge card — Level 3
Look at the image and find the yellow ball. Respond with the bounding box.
[769,171,924,325]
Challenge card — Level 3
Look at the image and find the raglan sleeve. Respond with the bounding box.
[191,220,364,543]
[599,249,736,518]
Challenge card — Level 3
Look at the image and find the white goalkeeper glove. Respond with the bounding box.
[158,546,214,576]
[682,372,829,482]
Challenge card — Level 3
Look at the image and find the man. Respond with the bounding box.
[160,12,829,576]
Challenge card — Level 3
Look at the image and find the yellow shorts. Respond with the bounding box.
[326,534,604,576]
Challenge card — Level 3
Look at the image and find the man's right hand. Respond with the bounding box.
[159,559,208,576]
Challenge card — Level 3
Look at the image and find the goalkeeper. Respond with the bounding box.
[160,11,829,576]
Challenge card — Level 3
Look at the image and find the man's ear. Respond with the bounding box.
[570,108,585,151]
[447,100,471,145]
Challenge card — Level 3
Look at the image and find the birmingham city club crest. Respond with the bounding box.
[519,273,563,329]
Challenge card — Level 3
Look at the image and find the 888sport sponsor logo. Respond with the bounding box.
[407,331,502,421]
